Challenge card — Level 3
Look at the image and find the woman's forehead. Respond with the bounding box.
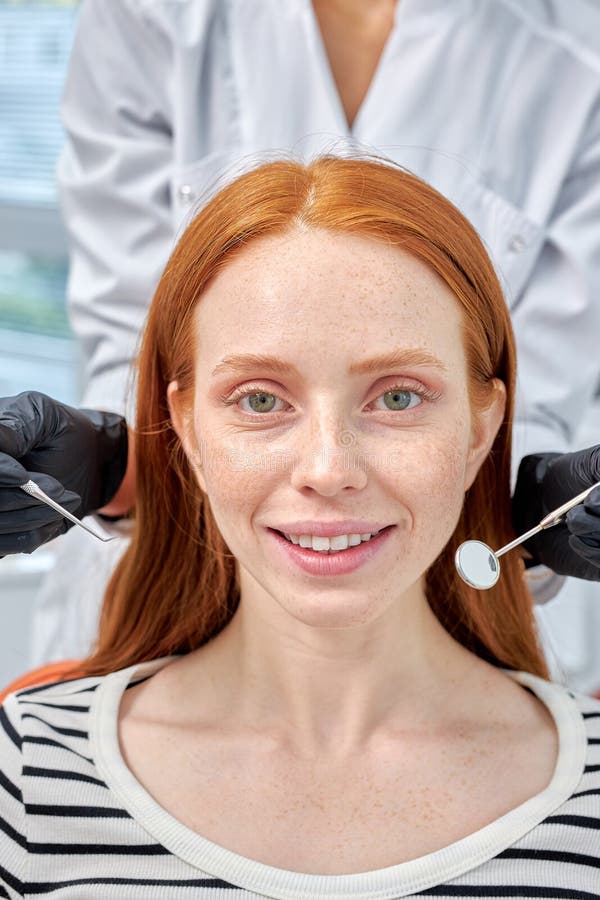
[204,228,444,298]
[193,229,467,377]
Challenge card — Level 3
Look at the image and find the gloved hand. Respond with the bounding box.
[512,445,600,580]
[0,391,128,555]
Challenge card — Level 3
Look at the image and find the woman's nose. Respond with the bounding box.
[289,419,368,496]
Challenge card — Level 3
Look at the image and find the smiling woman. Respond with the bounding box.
[1,156,599,896]
[89,154,540,676]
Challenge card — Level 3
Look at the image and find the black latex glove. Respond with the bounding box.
[0,391,128,555]
[512,445,600,580]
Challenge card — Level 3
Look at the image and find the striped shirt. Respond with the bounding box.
[1,656,599,899]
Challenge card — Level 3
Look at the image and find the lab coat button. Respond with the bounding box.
[178,184,194,203]
[508,234,526,253]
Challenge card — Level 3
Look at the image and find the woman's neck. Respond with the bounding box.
[179,586,487,758]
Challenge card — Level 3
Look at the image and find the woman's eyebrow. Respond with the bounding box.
[211,349,447,379]
[349,349,448,375]
[211,354,301,378]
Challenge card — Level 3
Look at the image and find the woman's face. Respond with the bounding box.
[170,228,504,629]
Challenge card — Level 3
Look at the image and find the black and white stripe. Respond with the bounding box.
[1,665,599,899]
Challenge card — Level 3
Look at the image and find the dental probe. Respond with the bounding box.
[19,479,117,543]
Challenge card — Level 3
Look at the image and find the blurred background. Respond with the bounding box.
[0,0,79,687]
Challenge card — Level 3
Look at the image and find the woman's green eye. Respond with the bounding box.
[236,389,422,414]
[381,389,417,411]
[245,392,277,413]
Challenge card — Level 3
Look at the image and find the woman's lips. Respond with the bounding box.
[267,525,395,576]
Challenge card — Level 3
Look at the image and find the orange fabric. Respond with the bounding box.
[0,660,84,706]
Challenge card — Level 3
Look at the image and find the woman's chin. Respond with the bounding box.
[272,587,415,631]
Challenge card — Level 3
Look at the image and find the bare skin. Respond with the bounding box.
[312,0,397,129]
[99,429,136,516]
[119,635,556,874]
[118,230,557,875]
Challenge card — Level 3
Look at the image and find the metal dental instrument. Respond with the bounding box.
[19,480,117,543]
[455,480,600,590]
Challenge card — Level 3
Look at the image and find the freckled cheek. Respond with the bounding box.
[383,429,469,543]
[192,432,280,541]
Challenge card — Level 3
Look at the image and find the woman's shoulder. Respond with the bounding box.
[567,683,600,712]
[510,670,600,744]
[0,670,110,767]
[526,676,600,803]
[0,658,170,752]
[523,672,600,725]
[0,664,176,886]
[1,669,107,711]
[565,685,600,743]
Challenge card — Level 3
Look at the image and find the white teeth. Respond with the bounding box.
[282,530,381,552]
[312,536,330,551]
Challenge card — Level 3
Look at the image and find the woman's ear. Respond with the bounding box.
[464,378,506,491]
[167,380,207,493]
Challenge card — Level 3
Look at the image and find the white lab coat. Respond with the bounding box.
[31,0,600,674]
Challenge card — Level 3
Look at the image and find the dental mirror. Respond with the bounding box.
[456,479,600,590]
[455,540,500,589]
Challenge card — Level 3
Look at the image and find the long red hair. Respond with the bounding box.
[79,156,548,678]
